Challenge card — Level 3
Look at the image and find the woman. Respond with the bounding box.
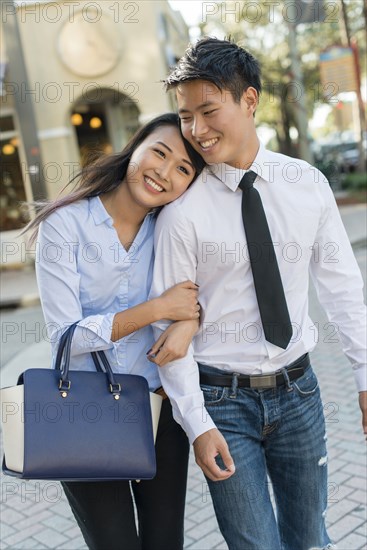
[25,113,205,550]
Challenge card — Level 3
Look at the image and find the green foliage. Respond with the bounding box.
[341,172,367,190]
[199,0,366,154]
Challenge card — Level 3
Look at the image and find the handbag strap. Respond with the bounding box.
[56,327,103,374]
[91,351,104,373]
[56,322,122,400]
[91,352,122,400]
[55,324,76,371]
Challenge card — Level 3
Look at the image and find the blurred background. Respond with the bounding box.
[0,0,366,266]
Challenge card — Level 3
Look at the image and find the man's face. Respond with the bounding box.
[176,80,258,168]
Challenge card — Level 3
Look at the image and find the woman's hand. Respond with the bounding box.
[147,320,199,366]
[156,280,200,321]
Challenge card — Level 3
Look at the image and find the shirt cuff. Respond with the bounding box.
[176,404,217,445]
[353,364,367,392]
[73,313,115,350]
[78,313,115,347]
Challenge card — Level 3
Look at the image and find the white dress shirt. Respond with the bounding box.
[150,143,367,444]
[36,196,161,391]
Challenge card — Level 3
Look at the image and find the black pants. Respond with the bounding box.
[62,399,190,550]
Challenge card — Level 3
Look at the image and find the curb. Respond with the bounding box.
[352,238,367,250]
[0,294,40,310]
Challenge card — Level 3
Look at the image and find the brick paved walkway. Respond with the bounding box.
[1,249,366,549]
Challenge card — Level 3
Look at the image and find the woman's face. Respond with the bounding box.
[125,126,196,209]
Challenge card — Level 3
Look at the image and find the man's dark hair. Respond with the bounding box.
[164,37,262,103]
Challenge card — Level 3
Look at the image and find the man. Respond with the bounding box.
[149,37,366,550]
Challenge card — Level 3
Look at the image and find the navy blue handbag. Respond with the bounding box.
[1,323,157,481]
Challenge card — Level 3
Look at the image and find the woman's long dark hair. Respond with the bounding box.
[23,113,205,243]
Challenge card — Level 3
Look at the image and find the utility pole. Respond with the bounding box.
[286,5,314,164]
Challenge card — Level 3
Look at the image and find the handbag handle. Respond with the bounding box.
[56,323,122,400]
[55,326,104,374]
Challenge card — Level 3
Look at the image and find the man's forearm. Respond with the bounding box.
[151,334,216,443]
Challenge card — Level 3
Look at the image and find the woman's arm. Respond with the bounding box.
[111,283,199,341]
[36,215,113,356]
[36,212,199,354]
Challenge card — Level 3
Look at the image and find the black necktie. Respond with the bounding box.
[239,171,292,349]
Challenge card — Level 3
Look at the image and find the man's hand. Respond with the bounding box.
[359,391,367,439]
[193,428,235,481]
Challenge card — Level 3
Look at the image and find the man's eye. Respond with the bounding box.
[204,109,217,116]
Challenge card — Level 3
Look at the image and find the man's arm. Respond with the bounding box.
[150,205,214,442]
[150,205,235,479]
[309,174,367,436]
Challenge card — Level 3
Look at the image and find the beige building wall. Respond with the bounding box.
[0,0,189,265]
[14,0,188,198]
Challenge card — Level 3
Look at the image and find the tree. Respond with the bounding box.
[199,0,366,155]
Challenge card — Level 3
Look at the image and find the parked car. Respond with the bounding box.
[336,142,361,173]
[313,142,342,188]
[313,137,366,181]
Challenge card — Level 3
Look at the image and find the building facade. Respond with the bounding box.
[0,0,189,265]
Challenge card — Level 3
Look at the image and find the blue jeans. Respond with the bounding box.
[200,363,333,550]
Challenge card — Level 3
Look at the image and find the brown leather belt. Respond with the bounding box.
[199,353,310,390]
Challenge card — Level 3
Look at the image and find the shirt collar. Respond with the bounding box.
[89,196,112,226]
[89,195,157,227]
[207,142,273,191]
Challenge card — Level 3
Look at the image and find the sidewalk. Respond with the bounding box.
[0,204,366,549]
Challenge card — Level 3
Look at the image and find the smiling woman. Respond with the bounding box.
[24,113,204,244]
[122,126,196,205]
[99,124,197,253]
[21,113,205,550]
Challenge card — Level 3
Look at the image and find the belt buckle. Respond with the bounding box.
[249,374,277,389]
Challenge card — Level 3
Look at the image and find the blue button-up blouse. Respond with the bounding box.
[35,196,161,391]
